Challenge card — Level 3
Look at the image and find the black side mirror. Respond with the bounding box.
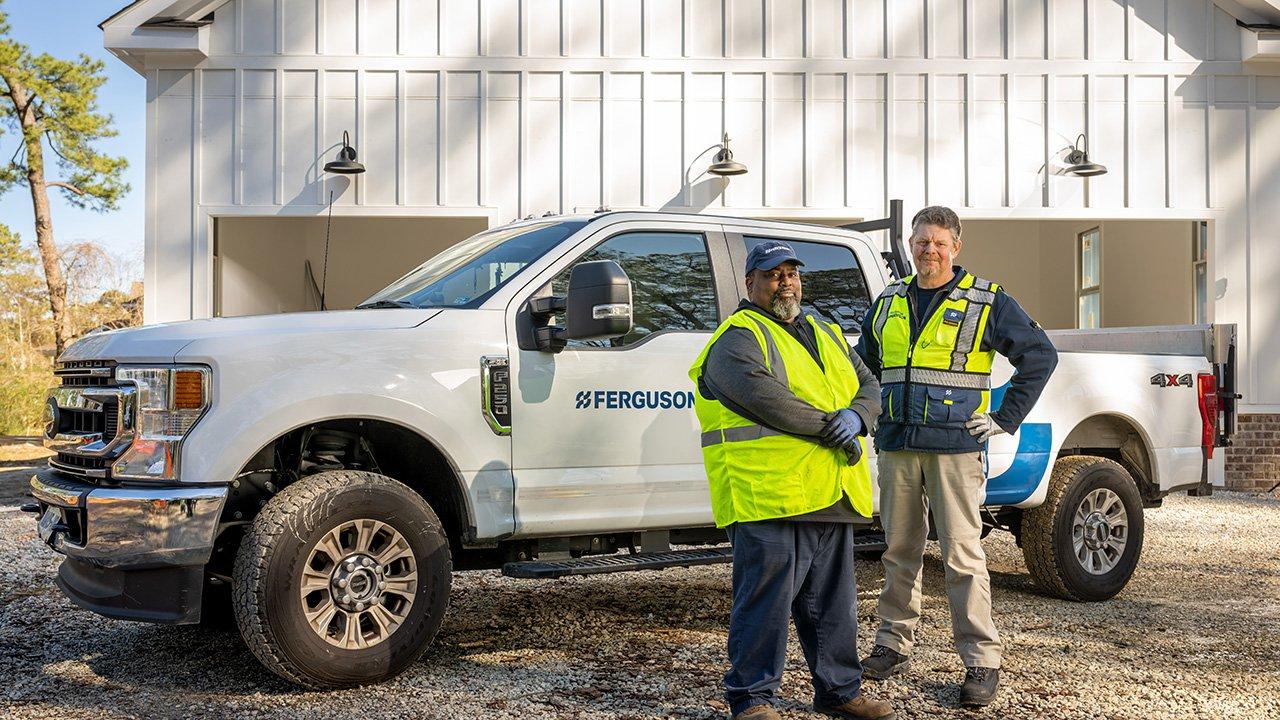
[565,260,633,341]
[526,260,633,353]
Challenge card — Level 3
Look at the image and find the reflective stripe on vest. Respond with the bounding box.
[880,367,991,389]
[688,310,874,527]
[701,424,787,447]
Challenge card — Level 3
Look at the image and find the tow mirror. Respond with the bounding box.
[526,260,633,353]
[564,260,632,341]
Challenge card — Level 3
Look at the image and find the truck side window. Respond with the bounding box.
[741,236,872,334]
[553,231,718,348]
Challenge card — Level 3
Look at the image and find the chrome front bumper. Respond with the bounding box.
[29,469,228,569]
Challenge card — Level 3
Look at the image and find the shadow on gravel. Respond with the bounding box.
[0,465,40,507]
[10,521,1278,719]
[16,573,734,713]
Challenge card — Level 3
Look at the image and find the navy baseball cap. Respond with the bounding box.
[744,240,805,274]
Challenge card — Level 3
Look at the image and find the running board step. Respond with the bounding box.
[502,547,732,579]
[500,533,886,579]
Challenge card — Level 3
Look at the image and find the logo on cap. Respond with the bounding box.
[745,241,804,273]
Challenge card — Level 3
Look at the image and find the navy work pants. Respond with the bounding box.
[724,520,864,715]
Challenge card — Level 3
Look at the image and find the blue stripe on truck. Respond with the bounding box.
[985,378,1052,506]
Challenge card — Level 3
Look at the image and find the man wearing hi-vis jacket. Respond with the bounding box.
[855,206,1058,707]
[688,240,894,720]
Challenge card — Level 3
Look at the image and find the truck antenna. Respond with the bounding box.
[320,189,334,310]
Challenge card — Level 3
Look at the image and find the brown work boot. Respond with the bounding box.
[814,692,896,720]
[733,704,781,720]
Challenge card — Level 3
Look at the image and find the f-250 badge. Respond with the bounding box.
[1150,373,1193,388]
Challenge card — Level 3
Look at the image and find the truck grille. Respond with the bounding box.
[51,453,110,477]
[55,360,116,387]
[44,360,131,481]
[53,399,118,441]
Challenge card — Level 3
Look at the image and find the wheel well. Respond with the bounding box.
[214,419,472,574]
[1057,414,1160,505]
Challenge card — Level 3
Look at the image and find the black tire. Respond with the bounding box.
[232,470,452,688]
[1022,456,1144,602]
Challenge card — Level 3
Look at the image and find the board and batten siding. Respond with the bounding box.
[144,0,1280,410]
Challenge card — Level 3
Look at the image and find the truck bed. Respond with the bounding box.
[1048,324,1233,363]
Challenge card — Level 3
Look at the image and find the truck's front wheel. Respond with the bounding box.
[1022,456,1144,602]
[232,470,452,688]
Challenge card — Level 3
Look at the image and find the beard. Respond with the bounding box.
[916,257,950,281]
[770,292,801,322]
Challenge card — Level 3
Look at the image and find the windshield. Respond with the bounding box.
[359,220,587,309]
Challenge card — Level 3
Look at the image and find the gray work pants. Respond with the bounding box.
[874,450,1002,668]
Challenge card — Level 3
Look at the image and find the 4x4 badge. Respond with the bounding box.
[1149,373,1193,388]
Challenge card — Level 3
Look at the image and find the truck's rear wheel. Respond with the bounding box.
[232,470,451,688]
[1021,456,1144,602]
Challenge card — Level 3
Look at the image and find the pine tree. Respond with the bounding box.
[0,1,128,356]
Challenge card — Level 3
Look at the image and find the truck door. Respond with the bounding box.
[507,222,736,536]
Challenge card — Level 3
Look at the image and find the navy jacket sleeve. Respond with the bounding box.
[981,289,1058,434]
[855,299,883,378]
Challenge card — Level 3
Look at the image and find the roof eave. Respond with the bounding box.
[1213,0,1280,25]
[102,0,224,74]
[101,0,230,29]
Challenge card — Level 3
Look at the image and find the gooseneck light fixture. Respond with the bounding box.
[324,130,366,174]
[707,133,748,176]
[1064,133,1107,177]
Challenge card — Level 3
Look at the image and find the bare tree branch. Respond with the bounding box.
[43,130,70,162]
[46,180,84,195]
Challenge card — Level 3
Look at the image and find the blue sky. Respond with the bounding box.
[0,0,144,279]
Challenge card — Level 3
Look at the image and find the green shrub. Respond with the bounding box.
[0,362,54,436]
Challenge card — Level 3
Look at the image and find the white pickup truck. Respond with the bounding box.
[27,205,1238,689]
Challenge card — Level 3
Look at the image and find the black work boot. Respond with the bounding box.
[959,666,1000,706]
[860,645,910,680]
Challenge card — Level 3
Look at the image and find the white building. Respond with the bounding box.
[102,0,1280,486]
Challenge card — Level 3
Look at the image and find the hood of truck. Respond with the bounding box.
[59,309,441,364]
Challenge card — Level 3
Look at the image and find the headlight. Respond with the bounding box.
[112,366,211,480]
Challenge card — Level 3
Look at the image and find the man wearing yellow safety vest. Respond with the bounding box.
[689,240,894,720]
[855,206,1058,707]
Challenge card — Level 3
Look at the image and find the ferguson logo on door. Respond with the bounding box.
[574,390,696,410]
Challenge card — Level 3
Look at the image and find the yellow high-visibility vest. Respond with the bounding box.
[869,271,1000,425]
[688,309,873,528]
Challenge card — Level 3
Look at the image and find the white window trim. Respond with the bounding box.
[1192,222,1208,325]
[1077,227,1102,329]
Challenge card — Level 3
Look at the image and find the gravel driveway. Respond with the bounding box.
[2,443,1279,720]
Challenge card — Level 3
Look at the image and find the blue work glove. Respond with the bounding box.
[821,409,863,449]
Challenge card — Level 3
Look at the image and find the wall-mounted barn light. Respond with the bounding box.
[323,130,366,174]
[707,133,748,176]
[1063,133,1107,177]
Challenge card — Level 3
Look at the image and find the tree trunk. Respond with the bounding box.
[5,77,70,357]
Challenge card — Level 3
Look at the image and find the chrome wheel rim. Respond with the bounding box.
[300,518,418,649]
[1071,488,1128,575]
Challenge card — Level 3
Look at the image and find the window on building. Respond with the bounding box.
[740,236,872,334]
[1078,228,1101,329]
[1193,222,1208,325]
[552,231,718,348]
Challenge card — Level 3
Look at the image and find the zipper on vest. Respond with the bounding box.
[904,288,917,431]
[903,276,953,444]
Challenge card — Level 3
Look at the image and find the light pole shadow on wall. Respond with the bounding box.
[286,132,363,208]
[661,133,748,211]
